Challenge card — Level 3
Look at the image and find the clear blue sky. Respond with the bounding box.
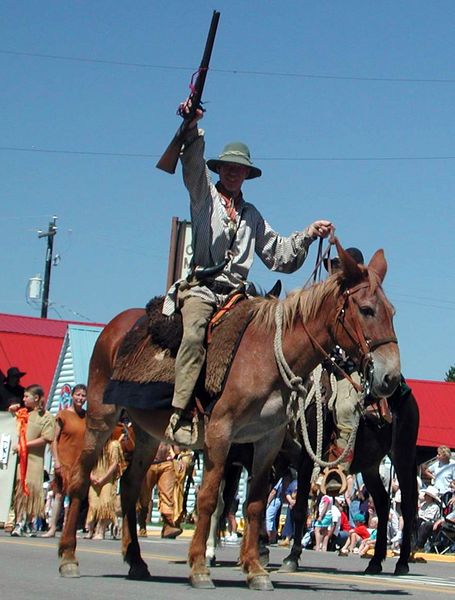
[1,1,454,381]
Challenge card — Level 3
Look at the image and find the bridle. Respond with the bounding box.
[302,278,398,393]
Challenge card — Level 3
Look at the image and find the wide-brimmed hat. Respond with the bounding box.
[423,485,440,501]
[323,247,365,272]
[207,141,262,179]
[7,366,26,378]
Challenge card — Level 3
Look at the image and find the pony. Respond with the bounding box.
[58,241,401,591]
[279,374,419,576]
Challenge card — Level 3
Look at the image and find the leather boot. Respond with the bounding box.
[161,515,182,539]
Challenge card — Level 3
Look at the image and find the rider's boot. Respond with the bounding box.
[165,409,197,446]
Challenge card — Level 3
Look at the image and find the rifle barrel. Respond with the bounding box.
[156,10,220,174]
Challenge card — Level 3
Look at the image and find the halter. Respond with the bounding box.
[301,279,398,393]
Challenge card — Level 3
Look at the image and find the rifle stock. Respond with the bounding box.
[156,10,220,174]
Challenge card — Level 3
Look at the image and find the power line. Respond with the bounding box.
[2,48,455,84]
[2,145,455,162]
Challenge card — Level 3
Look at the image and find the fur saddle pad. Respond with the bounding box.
[103,296,254,410]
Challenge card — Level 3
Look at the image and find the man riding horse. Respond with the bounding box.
[164,98,332,445]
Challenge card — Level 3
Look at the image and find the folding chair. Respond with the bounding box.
[431,521,455,555]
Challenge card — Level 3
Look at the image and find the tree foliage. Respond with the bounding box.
[445,365,455,382]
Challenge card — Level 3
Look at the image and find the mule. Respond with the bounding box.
[58,241,401,590]
[280,376,419,576]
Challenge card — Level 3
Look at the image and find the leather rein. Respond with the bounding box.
[302,279,398,393]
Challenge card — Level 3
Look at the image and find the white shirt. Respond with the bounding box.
[429,459,455,494]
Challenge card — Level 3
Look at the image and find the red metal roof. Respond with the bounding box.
[0,313,105,399]
[408,379,455,449]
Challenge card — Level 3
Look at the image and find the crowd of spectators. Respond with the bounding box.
[259,445,455,558]
[0,368,194,540]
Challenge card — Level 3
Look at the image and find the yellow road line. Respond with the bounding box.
[0,538,180,562]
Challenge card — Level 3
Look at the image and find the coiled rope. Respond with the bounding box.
[273,302,361,477]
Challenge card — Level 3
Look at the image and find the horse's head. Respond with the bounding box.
[330,240,401,398]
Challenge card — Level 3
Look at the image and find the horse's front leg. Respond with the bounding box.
[392,392,419,576]
[206,479,226,567]
[121,427,159,580]
[362,467,389,575]
[59,405,120,577]
[188,430,230,589]
[240,429,286,591]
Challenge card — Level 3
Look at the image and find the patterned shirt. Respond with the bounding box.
[163,128,316,315]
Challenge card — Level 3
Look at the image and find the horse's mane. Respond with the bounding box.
[249,266,380,333]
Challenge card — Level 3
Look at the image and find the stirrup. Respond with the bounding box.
[164,411,181,443]
[165,411,199,446]
[320,466,347,497]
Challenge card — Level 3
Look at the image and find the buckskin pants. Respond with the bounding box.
[137,460,176,529]
[172,293,216,411]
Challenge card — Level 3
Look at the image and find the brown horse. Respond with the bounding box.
[58,241,401,590]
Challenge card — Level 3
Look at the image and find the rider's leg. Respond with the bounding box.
[166,294,215,444]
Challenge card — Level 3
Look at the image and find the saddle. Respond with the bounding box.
[103,294,255,410]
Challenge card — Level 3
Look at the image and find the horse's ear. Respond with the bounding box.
[335,240,363,283]
[368,249,387,283]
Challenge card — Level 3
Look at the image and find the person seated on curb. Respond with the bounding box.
[163,97,333,446]
[414,485,441,553]
[339,512,370,555]
[358,516,378,556]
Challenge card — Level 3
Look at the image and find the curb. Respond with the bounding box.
[143,530,455,560]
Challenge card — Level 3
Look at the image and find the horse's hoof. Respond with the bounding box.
[248,574,274,591]
[59,562,80,578]
[259,550,270,568]
[279,558,298,573]
[364,561,382,575]
[127,564,152,581]
[394,562,409,576]
[190,573,215,589]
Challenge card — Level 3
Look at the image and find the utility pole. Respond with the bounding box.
[38,216,57,318]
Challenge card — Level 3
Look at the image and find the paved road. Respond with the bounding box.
[1,530,455,600]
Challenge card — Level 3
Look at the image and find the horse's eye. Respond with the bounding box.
[359,305,375,317]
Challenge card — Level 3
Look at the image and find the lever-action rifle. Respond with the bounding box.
[156,10,220,174]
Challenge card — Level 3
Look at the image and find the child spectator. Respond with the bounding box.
[313,479,333,551]
[339,512,370,555]
[330,495,351,550]
[359,516,378,556]
[84,432,125,539]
